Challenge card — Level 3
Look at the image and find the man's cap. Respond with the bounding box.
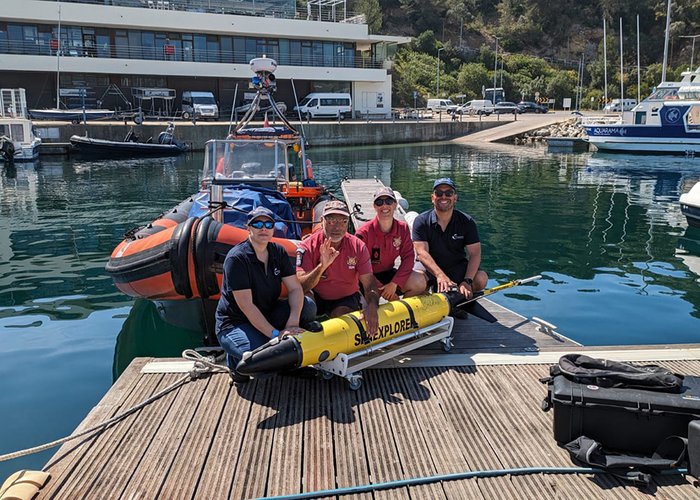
[373,186,397,202]
[433,177,457,191]
[322,200,350,217]
[246,206,275,224]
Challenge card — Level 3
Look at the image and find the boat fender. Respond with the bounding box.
[0,470,51,500]
[305,158,314,179]
[0,137,15,162]
[193,216,220,299]
[170,217,197,298]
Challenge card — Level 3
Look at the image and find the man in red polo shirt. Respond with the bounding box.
[296,200,379,336]
[355,186,427,301]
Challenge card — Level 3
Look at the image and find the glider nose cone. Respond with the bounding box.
[236,335,303,375]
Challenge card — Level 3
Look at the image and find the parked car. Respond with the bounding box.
[517,101,548,113]
[493,101,520,114]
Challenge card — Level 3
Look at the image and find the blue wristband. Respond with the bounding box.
[271,329,280,339]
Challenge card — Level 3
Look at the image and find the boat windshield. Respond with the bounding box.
[646,87,679,100]
[202,139,294,184]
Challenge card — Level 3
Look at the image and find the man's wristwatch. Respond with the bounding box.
[462,278,473,287]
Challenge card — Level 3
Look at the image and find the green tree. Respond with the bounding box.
[393,49,443,105]
[356,0,383,33]
[456,62,491,99]
[546,70,577,107]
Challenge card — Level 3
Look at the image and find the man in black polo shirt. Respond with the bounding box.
[412,177,488,310]
[215,206,316,383]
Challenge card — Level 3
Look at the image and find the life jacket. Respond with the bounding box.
[547,353,684,393]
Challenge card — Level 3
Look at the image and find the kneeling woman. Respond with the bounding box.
[215,206,316,382]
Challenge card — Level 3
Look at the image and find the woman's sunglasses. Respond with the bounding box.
[249,220,275,230]
[374,197,396,207]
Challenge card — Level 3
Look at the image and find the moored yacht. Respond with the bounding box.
[583,67,700,155]
[0,88,42,162]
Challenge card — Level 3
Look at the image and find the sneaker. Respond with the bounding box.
[229,370,251,384]
[450,308,469,320]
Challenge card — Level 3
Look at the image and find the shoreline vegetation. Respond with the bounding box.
[345,0,699,109]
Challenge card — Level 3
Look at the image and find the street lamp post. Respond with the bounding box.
[680,35,700,69]
[492,36,499,103]
[436,47,444,97]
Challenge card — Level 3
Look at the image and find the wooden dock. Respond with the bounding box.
[26,178,700,498]
[35,300,700,499]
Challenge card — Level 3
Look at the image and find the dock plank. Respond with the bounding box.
[229,378,283,499]
[40,358,150,497]
[158,373,231,500]
[266,375,305,497]
[117,374,209,499]
[330,378,373,500]
[301,377,335,495]
[193,379,255,500]
[372,370,447,499]
[357,372,408,500]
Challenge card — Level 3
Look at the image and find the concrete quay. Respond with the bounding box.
[33,115,514,153]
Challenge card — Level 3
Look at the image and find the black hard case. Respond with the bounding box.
[550,374,700,454]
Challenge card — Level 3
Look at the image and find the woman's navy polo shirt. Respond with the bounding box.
[215,239,295,333]
[412,209,480,280]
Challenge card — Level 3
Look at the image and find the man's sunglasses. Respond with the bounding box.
[433,189,455,198]
[374,197,396,207]
[249,220,275,229]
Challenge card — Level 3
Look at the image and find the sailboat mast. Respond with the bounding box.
[620,17,624,106]
[603,18,608,105]
[56,2,61,109]
[661,0,672,82]
[637,14,641,104]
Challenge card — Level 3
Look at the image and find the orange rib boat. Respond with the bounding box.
[106,57,329,341]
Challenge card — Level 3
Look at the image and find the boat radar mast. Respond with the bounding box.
[234,56,297,133]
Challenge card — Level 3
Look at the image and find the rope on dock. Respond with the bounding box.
[0,350,229,464]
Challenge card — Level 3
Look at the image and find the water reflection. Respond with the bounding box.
[113,299,204,380]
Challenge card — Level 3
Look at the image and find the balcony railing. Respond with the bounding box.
[0,39,384,69]
[35,0,364,24]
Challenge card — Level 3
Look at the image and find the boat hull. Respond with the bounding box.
[70,135,187,157]
[680,183,700,229]
[29,109,114,121]
[586,135,700,155]
[584,104,700,155]
[106,215,300,302]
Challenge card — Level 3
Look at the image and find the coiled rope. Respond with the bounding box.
[0,350,228,463]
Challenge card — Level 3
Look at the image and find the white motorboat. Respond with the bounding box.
[681,181,700,228]
[0,88,41,162]
[582,67,700,155]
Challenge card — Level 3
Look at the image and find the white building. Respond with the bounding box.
[0,0,409,117]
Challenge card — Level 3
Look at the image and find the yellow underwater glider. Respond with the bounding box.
[236,276,541,378]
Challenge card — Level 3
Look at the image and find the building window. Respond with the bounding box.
[0,21,372,70]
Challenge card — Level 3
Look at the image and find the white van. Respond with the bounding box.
[181,91,219,120]
[604,98,637,112]
[427,98,458,113]
[293,93,352,119]
[458,99,494,116]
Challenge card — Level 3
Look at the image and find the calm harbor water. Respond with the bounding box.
[2,143,700,478]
